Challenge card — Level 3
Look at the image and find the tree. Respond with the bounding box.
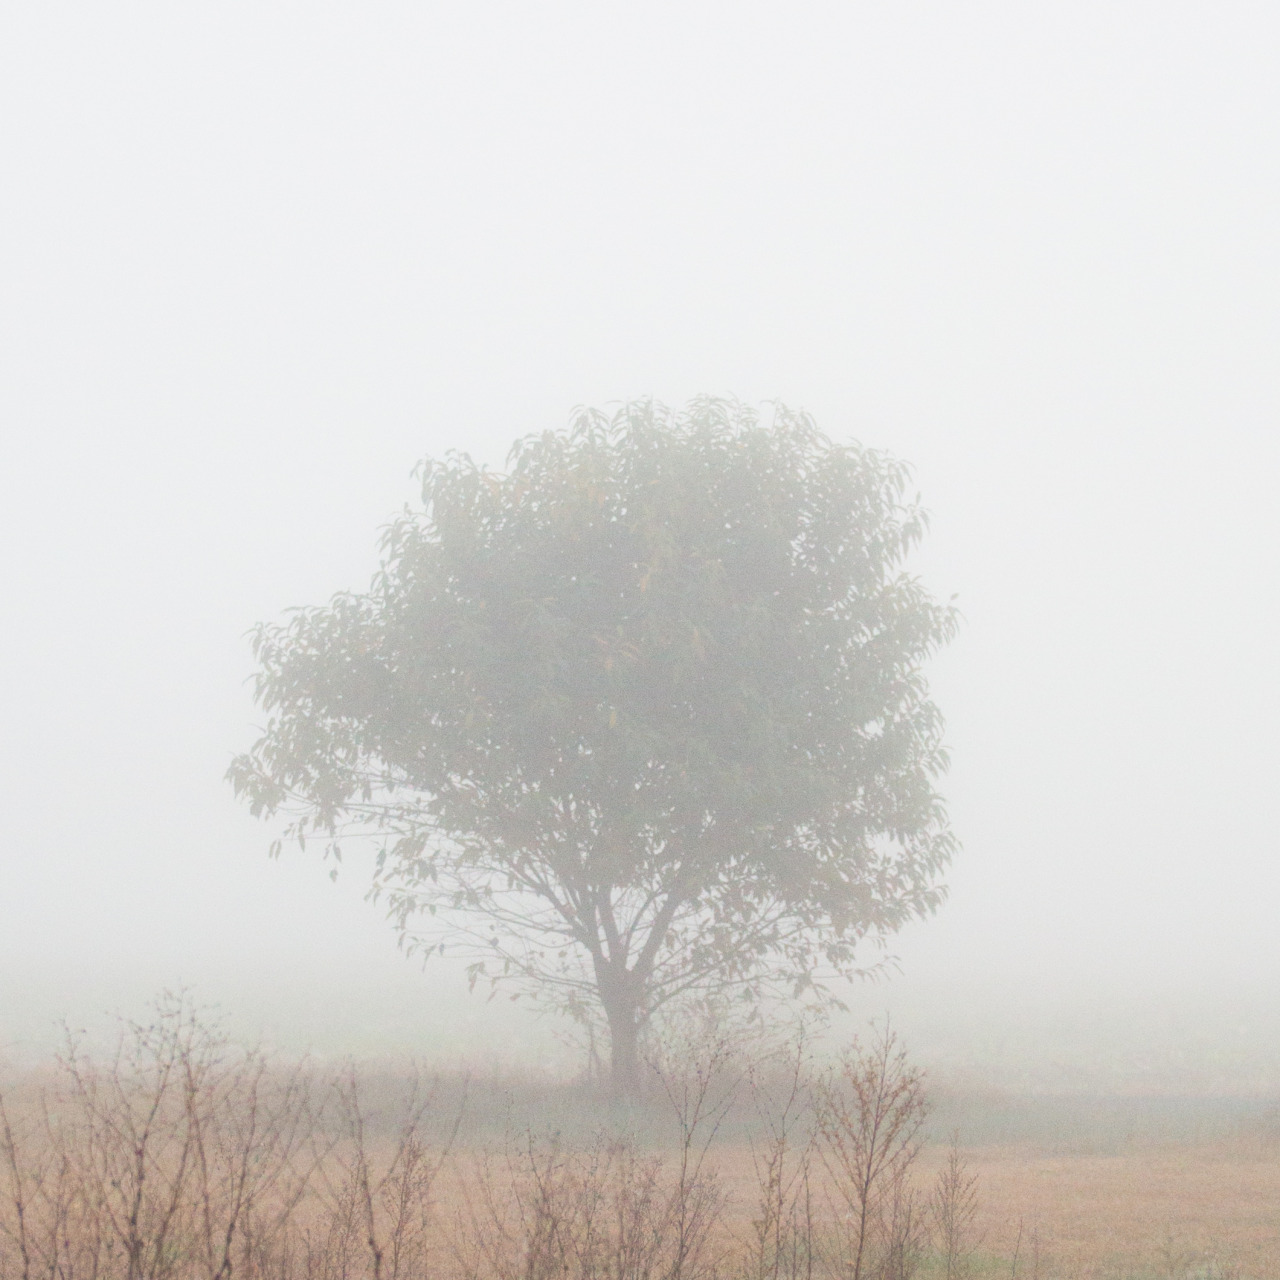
[229,398,957,1092]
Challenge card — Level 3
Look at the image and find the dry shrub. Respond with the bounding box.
[456,1132,721,1280]
[0,997,456,1280]
[928,1133,980,1280]
[744,1036,816,1280]
[0,999,1037,1280]
[454,1035,734,1280]
[0,996,314,1280]
[813,1024,929,1280]
[305,1066,461,1280]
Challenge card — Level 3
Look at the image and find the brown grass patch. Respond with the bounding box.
[3,1000,1279,1279]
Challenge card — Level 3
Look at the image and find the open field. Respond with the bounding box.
[4,1006,1280,1279]
[759,1142,1280,1277]
[335,1140,1280,1278]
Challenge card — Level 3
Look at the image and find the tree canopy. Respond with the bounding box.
[229,398,958,1089]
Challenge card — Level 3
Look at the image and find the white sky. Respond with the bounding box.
[2,3,1278,1080]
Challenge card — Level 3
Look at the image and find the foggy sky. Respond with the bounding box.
[2,3,1278,1081]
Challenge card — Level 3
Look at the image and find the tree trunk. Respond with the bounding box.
[602,987,642,1097]
[605,997,640,1096]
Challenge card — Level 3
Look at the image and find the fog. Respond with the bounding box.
[2,3,1277,1090]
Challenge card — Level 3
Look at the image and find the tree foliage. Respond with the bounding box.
[229,398,958,1088]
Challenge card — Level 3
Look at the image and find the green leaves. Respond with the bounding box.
[230,398,958,1053]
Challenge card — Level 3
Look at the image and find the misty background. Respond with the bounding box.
[2,3,1277,1092]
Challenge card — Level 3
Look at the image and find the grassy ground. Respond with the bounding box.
[413,1137,1280,1277]
[4,1003,1280,1278]
[825,1141,1279,1276]
[416,1078,1280,1272]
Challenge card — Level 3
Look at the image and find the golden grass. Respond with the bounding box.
[395,1141,1280,1277]
[3,1000,1278,1279]
[952,1143,1280,1276]
[700,1140,1280,1277]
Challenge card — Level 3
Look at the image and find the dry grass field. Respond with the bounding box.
[375,1141,1280,1279]
[3,1000,1279,1279]
[329,1139,1280,1278]
[713,1142,1280,1277]
[954,1143,1280,1274]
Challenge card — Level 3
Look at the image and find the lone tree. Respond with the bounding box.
[229,399,957,1091]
